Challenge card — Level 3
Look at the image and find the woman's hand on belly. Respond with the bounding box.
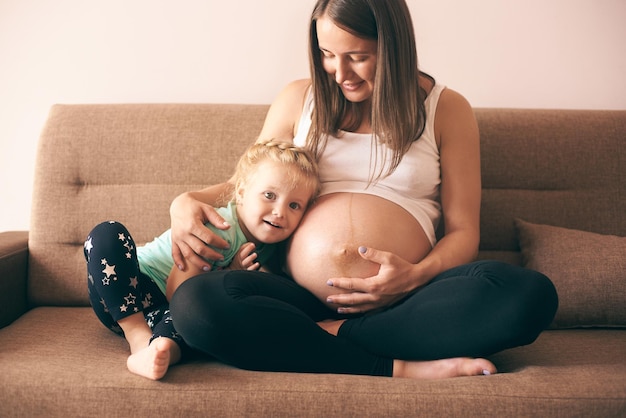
[325,246,426,314]
[286,192,432,311]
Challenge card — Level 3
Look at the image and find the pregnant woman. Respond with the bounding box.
[168,0,558,379]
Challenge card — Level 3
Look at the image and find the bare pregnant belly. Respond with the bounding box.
[285,193,432,307]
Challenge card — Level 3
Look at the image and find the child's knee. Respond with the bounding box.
[87,221,129,243]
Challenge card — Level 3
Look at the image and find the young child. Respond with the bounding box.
[84,140,320,380]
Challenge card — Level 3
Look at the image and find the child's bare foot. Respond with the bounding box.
[117,313,153,354]
[126,337,181,380]
[393,357,496,379]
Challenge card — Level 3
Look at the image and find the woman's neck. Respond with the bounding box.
[341,100,372,134]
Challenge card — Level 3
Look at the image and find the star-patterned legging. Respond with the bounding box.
[84,221,185,348]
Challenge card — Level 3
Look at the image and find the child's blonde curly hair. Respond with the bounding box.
[232,139,321,204]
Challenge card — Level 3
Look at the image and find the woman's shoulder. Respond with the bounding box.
[434,87,478,148]
[259,79,312,142]
[435,87,474,125]
[277,79,312,106]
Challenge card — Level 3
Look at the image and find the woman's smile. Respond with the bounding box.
[316,15,377,103]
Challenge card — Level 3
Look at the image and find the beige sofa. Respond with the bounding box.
[1,104,624,417]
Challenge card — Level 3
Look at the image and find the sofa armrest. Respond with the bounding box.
[0,231,29,328]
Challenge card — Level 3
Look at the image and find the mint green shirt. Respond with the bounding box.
[136,201,275,295]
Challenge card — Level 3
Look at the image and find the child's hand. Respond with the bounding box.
[228,242,260,271]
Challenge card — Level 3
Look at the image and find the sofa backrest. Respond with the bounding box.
[29,104,267,306]
[475,108,625,264]
[28,105,626,307]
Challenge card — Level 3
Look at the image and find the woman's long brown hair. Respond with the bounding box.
[307,0,431,182]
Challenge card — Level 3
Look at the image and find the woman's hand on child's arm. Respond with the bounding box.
[227,242,261,271]
[170,183,234,272]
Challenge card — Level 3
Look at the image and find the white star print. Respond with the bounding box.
[124,293,136,305]
[125,252,132,259]
[120,304,127,312]
[84,237,93,253]
[118,233,126,241]
[102,263,116,278]
[101,258,107,265]
[129,276,138,288]
[102,277,110,286]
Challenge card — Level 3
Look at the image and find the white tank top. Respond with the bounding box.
[293,83,445,246]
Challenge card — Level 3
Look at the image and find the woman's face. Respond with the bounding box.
[316,15,377,104]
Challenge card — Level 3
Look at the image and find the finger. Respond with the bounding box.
[326,291,374,307]
[191,225,230,251]
[183,234,226,263]
[180,248,211,271]
[239,242,256,258]
[244,253,259,269]
[335,303,381,315]
[172,243,186,271]
[336,306,362,315]
[203,205,231,231]
[246,262,260,271]
[184,206,231,251]
[179,240,223,271]
[245,252,258,264]
[326,277,369,293]
[357,246,388,264]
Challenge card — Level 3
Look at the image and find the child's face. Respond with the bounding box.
[236,160,315,245]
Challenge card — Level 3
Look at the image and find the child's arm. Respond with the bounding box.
[166,242,277,300]
[166,243,258,301]
[228,241,286,275]
[166,263,206,301]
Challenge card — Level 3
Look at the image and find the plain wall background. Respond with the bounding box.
[1,0,625,232]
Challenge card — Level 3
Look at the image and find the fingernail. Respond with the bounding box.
[326,298,333,303]
[177,264,183,271]
[358,246,367,254]
[326,280,333,286]
[223,221,230,227]
[337,308,347,314]
[482,370,491,376]
[203,266,210,272]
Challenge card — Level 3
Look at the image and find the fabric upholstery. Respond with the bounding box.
[28,104,267,306]
[0,105,624,416]
[1,307,624,417]
[516,219,626,329]
[0,231,28,327]
[476,108,625,252]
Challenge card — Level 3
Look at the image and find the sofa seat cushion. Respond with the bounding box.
[0,307,624,416]
[516,219,626,329]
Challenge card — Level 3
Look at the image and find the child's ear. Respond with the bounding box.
[235,186,245,203]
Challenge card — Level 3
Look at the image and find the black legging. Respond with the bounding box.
[170,261,557,377]
[85,221,185,348]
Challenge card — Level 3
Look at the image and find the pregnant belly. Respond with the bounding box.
[285,192,432,307]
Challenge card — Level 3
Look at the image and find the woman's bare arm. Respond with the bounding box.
[414,87,481,279]
[258,79,311,142]
[169,79,309,271]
